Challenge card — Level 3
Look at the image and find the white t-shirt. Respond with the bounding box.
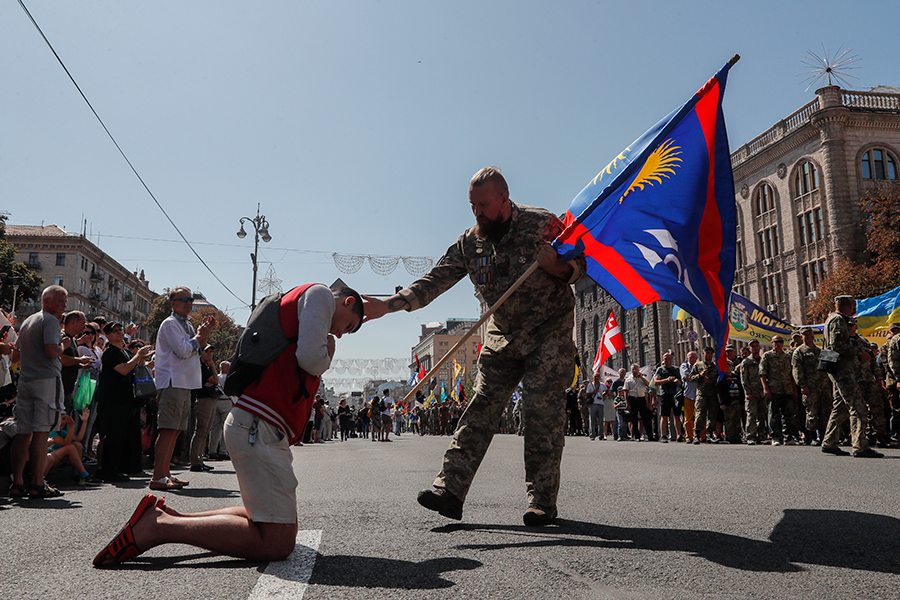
[585,382,606,404]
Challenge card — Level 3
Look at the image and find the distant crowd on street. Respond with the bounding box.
[568,295,900,459]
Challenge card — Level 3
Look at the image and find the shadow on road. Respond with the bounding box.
[441,508,900,574]
[308,555,482,589]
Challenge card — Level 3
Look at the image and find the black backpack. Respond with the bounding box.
[223,288,299,397]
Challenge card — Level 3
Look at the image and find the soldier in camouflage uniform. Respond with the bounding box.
[739,339,767,445]
[821,295,883,458]
[365,167,585,526]
[884,323,900,439]
[688,347,719,444]
[759,335,799,445]
[791,326,832,446]
[860,340,889,446]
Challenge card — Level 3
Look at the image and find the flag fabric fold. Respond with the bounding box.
[554,61,737,374]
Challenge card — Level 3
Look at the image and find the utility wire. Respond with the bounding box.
[17,0,248,307]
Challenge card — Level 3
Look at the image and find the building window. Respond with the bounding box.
[757,225,780,260]
[753,183,776,217]
[861,148,898,180]
[761,274,783,307]
[796,207,824,246]
[28,252,39,265]
[580,319,587,348]
[591,286,598,303]
[802,260,828,295]
[56,253,66,266]
[54,276,64,288]
[592,315,599,347]
[795,161,819,195]
[579,291,585,308]
[640,341,649,366]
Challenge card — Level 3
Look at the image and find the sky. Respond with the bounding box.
[3,1,898,390]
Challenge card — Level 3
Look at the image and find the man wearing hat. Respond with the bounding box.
[759,334,799,445]
[821,295,882,458]
[791,326,832,445]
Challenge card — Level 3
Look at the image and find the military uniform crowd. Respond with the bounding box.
[571,296,900,459]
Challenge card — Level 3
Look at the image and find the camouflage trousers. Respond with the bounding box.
[802,388,832,433]
[823,374,869,453]
[693,392,717,441]
[722,402,743,443]
[768,393,798,443]
[745,394,767,443]
[861,380,888,442]
[434,330,573,508]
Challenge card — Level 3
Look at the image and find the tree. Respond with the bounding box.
[189,307,240,365]
[0,215,43,311]
[806,184,900,323]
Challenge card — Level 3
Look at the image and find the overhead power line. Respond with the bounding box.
[17,0,247,307]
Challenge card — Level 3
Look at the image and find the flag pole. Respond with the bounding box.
[402,261,540,404]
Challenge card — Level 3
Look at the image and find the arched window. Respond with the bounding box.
[592,315,600,347]
[795,161,819,195]
[861,148,898,180]
[753,183,775,217]
[580,319,586,349]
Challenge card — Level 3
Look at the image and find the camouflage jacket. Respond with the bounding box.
[739,355,763,397]
[688,360,718,399]
[759,349,793,395]
[399,202,585,352]
[791,344,830,392]
[825,311,861,379]
[888,334,900,387]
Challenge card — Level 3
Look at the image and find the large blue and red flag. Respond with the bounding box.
[554,58,738,375]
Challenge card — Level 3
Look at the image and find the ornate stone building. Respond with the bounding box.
[6,224,157,337]
[409,318,481,386]
[575,84,900,370]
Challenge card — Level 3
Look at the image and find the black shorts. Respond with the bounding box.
[659,394,677,417]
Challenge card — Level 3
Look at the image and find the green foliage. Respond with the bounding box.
[145,289,173,344]
[189,306,240,365]
[0,215,43,310]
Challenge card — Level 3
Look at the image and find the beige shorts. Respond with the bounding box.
[156,385,192,430]
[224,407,297,524]
[15,377,63,434]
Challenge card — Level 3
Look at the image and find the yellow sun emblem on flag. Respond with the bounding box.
[617,138,682,203]
[592,148,630,186]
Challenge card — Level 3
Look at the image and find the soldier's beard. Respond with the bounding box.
[475,216,510,242]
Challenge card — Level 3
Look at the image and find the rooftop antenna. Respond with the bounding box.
[800,45,860,91]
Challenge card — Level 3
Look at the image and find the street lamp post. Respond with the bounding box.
[7,276,22,316]
[236,203,272,311]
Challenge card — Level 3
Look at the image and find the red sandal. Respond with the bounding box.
[92,494,157,568]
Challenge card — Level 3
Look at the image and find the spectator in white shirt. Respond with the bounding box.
[150,287,215,491]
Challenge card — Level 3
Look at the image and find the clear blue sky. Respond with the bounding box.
[3,1,898,389]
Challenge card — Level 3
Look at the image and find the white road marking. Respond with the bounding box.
[248,530,322,599]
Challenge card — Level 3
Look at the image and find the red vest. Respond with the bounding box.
[235,284,322,443]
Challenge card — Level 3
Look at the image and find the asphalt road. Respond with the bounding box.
[3,433,899,599]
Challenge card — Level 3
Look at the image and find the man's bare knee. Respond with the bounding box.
[257,522,297,561]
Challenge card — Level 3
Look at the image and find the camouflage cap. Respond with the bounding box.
[798,326,814,334]
[890,322,900,332]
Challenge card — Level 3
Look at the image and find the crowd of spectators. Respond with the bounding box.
[4,284,897,500]
[565,300,900,456]
[0,284,236,499]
